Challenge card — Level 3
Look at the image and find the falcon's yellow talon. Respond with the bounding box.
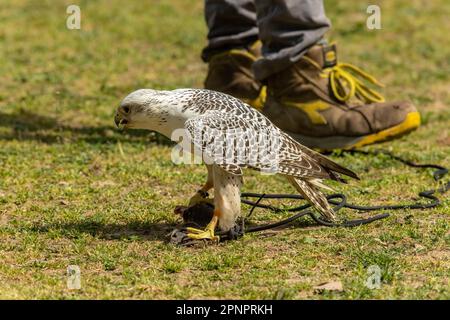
[188,193,214,206]
[185,227,204,234]
[186,215,220,242]
[188,189,214,206]
[186,229,219,242]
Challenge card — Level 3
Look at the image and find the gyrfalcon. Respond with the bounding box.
[114,89,358,241]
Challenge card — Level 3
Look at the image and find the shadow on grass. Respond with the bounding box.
[24,213,320,243]
[0,110,173,145]
[27,220,178,242]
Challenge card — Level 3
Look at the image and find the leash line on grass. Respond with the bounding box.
[235,149,448,236]
[173,149,449,244]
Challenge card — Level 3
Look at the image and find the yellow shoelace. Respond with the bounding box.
[325,63,385,104]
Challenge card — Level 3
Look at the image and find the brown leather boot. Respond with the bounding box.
[204,41,266,110]
[263,43,421,150]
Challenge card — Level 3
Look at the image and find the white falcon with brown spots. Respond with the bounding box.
[115,89,359,241]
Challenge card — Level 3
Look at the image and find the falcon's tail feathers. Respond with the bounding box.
[287,176,336,221]
[316,156,359,181]
[309,178,335,192]
[300,146,359,181]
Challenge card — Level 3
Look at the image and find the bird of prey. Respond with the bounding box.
[115,89,358,241]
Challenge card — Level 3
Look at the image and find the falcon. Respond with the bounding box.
[114,89,358,241]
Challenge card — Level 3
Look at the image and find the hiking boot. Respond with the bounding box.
[204,41,266,110]
[263,42,421,150]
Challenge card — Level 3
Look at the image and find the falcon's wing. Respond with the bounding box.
[184,110,355,180]
[277,132,359,181]
[184,111,248,175]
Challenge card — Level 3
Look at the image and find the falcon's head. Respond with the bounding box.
[114,89,167,130]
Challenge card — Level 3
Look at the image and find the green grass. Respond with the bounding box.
[0,0,449,299]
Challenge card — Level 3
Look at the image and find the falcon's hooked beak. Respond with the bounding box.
[114,108,129,130]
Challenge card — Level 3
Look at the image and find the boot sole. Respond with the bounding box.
[286,112,421,151]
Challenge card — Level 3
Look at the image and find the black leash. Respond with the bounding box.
[171,149,449,245]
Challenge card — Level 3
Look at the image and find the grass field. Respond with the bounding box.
[0,0,449,299]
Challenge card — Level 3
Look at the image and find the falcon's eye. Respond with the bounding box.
[122,106,130,114]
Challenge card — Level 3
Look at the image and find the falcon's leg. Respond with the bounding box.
[186,165,242,241]
[188,164,214,206]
